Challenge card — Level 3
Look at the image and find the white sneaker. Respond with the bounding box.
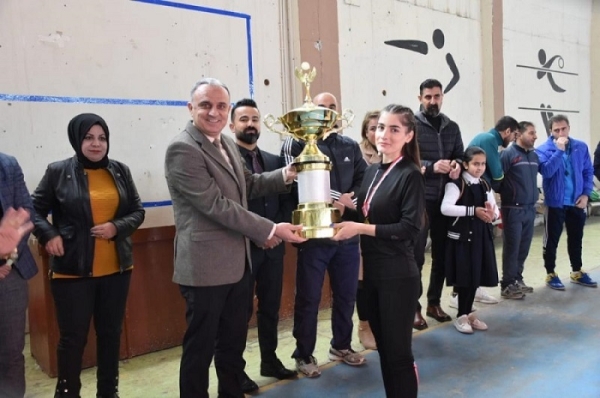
[467,312,488,331]
[474,287,498,304]
[454,315,473,334]
[448,292,476,311]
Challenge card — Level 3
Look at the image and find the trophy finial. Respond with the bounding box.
[294,62,317,105]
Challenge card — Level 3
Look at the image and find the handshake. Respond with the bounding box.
[260,223,307,249]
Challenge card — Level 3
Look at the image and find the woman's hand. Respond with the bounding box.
[332,221,362,241]
[91,222,117,240]
[45,236,65,256]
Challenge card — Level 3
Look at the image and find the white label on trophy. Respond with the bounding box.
[297,170,331,203]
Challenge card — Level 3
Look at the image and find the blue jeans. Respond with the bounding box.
[292,243,360,359]
[543,205,587,274]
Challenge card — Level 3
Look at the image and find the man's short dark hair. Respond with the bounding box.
[518,121,534,134]
[548,114,570,130]
[495,116,519,132]
[230,98,258,122]
[419,79,443,94]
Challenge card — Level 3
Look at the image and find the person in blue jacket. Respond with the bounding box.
[536,114,596,290]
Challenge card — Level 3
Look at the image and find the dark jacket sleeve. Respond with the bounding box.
[111,163,145,238]
[375,168,424,241]
[31,165,60,245]
[7,157,34,256]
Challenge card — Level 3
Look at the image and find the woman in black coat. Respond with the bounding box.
[32,113,145,398]
[333,104,424,398]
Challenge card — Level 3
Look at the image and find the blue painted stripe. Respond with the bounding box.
[132,0,250,19]
[0,94,187,106]
[0,1,255,105]
[133,0,255,99]
[142,200,172,208]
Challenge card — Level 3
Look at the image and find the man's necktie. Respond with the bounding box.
[214,138,233,169]
[248,150,263,174]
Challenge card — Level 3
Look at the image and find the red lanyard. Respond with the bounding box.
[362,156,402,219]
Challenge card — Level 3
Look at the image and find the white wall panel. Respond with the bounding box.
[503,0,592,144]
[337,0,484,143]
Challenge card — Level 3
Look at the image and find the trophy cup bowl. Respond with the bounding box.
[263,62,354,238]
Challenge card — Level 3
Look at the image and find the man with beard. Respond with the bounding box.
[470,115,520,192]
[413,79,463,330]
[230,98,297,391]
[499,121,539,299]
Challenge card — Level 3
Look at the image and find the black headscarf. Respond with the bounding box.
[68,113,110,169]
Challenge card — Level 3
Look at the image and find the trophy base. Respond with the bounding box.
[292,202,341,239]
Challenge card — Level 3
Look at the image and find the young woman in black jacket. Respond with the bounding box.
[32,113,145,398]
[333,104,424,398]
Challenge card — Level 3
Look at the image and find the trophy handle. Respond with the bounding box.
[324,109,355,138]
[263,114,294,137]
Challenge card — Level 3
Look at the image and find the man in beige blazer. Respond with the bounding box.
[165,78,305,398]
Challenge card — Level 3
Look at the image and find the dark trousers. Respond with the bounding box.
[356,280,368,321]
[51,271,131,397]
[366,274,419,398]
[179,269,250,398]
[543,206,586,274]
[501,206,536,288]
[0,270,28,398]
[414,200,447,307]
[292,243,360,359]
[247,252,284,363]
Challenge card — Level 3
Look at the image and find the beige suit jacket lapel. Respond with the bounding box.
[185,121,242,187]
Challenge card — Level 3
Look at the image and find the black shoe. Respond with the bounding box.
[261,358,298,380]
[96,394,119,398]
[241,373,259,394]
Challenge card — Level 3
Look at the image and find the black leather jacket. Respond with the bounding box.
[32,156,145,276]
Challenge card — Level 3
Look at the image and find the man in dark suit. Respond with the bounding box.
[230,98,297,391]
[0,152,38,398]
[164,78,306,398]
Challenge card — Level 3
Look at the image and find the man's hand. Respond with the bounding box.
[575,195,588,209]
[449,161,461,180]
[554,137,569,151]
[336,192,356,210]
[274,223,307,243]
[433,159,452,174]
[45,236,65,257]
[0,207,33,257]
[0,264,11,280]
[91,222,117,240]
[284,164,298,183]
[261,236,283,250]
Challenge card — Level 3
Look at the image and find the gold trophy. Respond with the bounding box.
[264,62,354,238]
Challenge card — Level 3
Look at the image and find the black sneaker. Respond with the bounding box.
[516,280,534,293]
[501,283,526,299]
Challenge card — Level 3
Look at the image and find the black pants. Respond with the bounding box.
[365,274,419,398]
[414,200,448,307]
[0,270,28,398]
[543,205,586,274]
[179,269,250,398]
[51,271,131,397]
[247,252,284,363]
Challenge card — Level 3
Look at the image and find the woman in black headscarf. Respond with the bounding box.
[32,113,145,398]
